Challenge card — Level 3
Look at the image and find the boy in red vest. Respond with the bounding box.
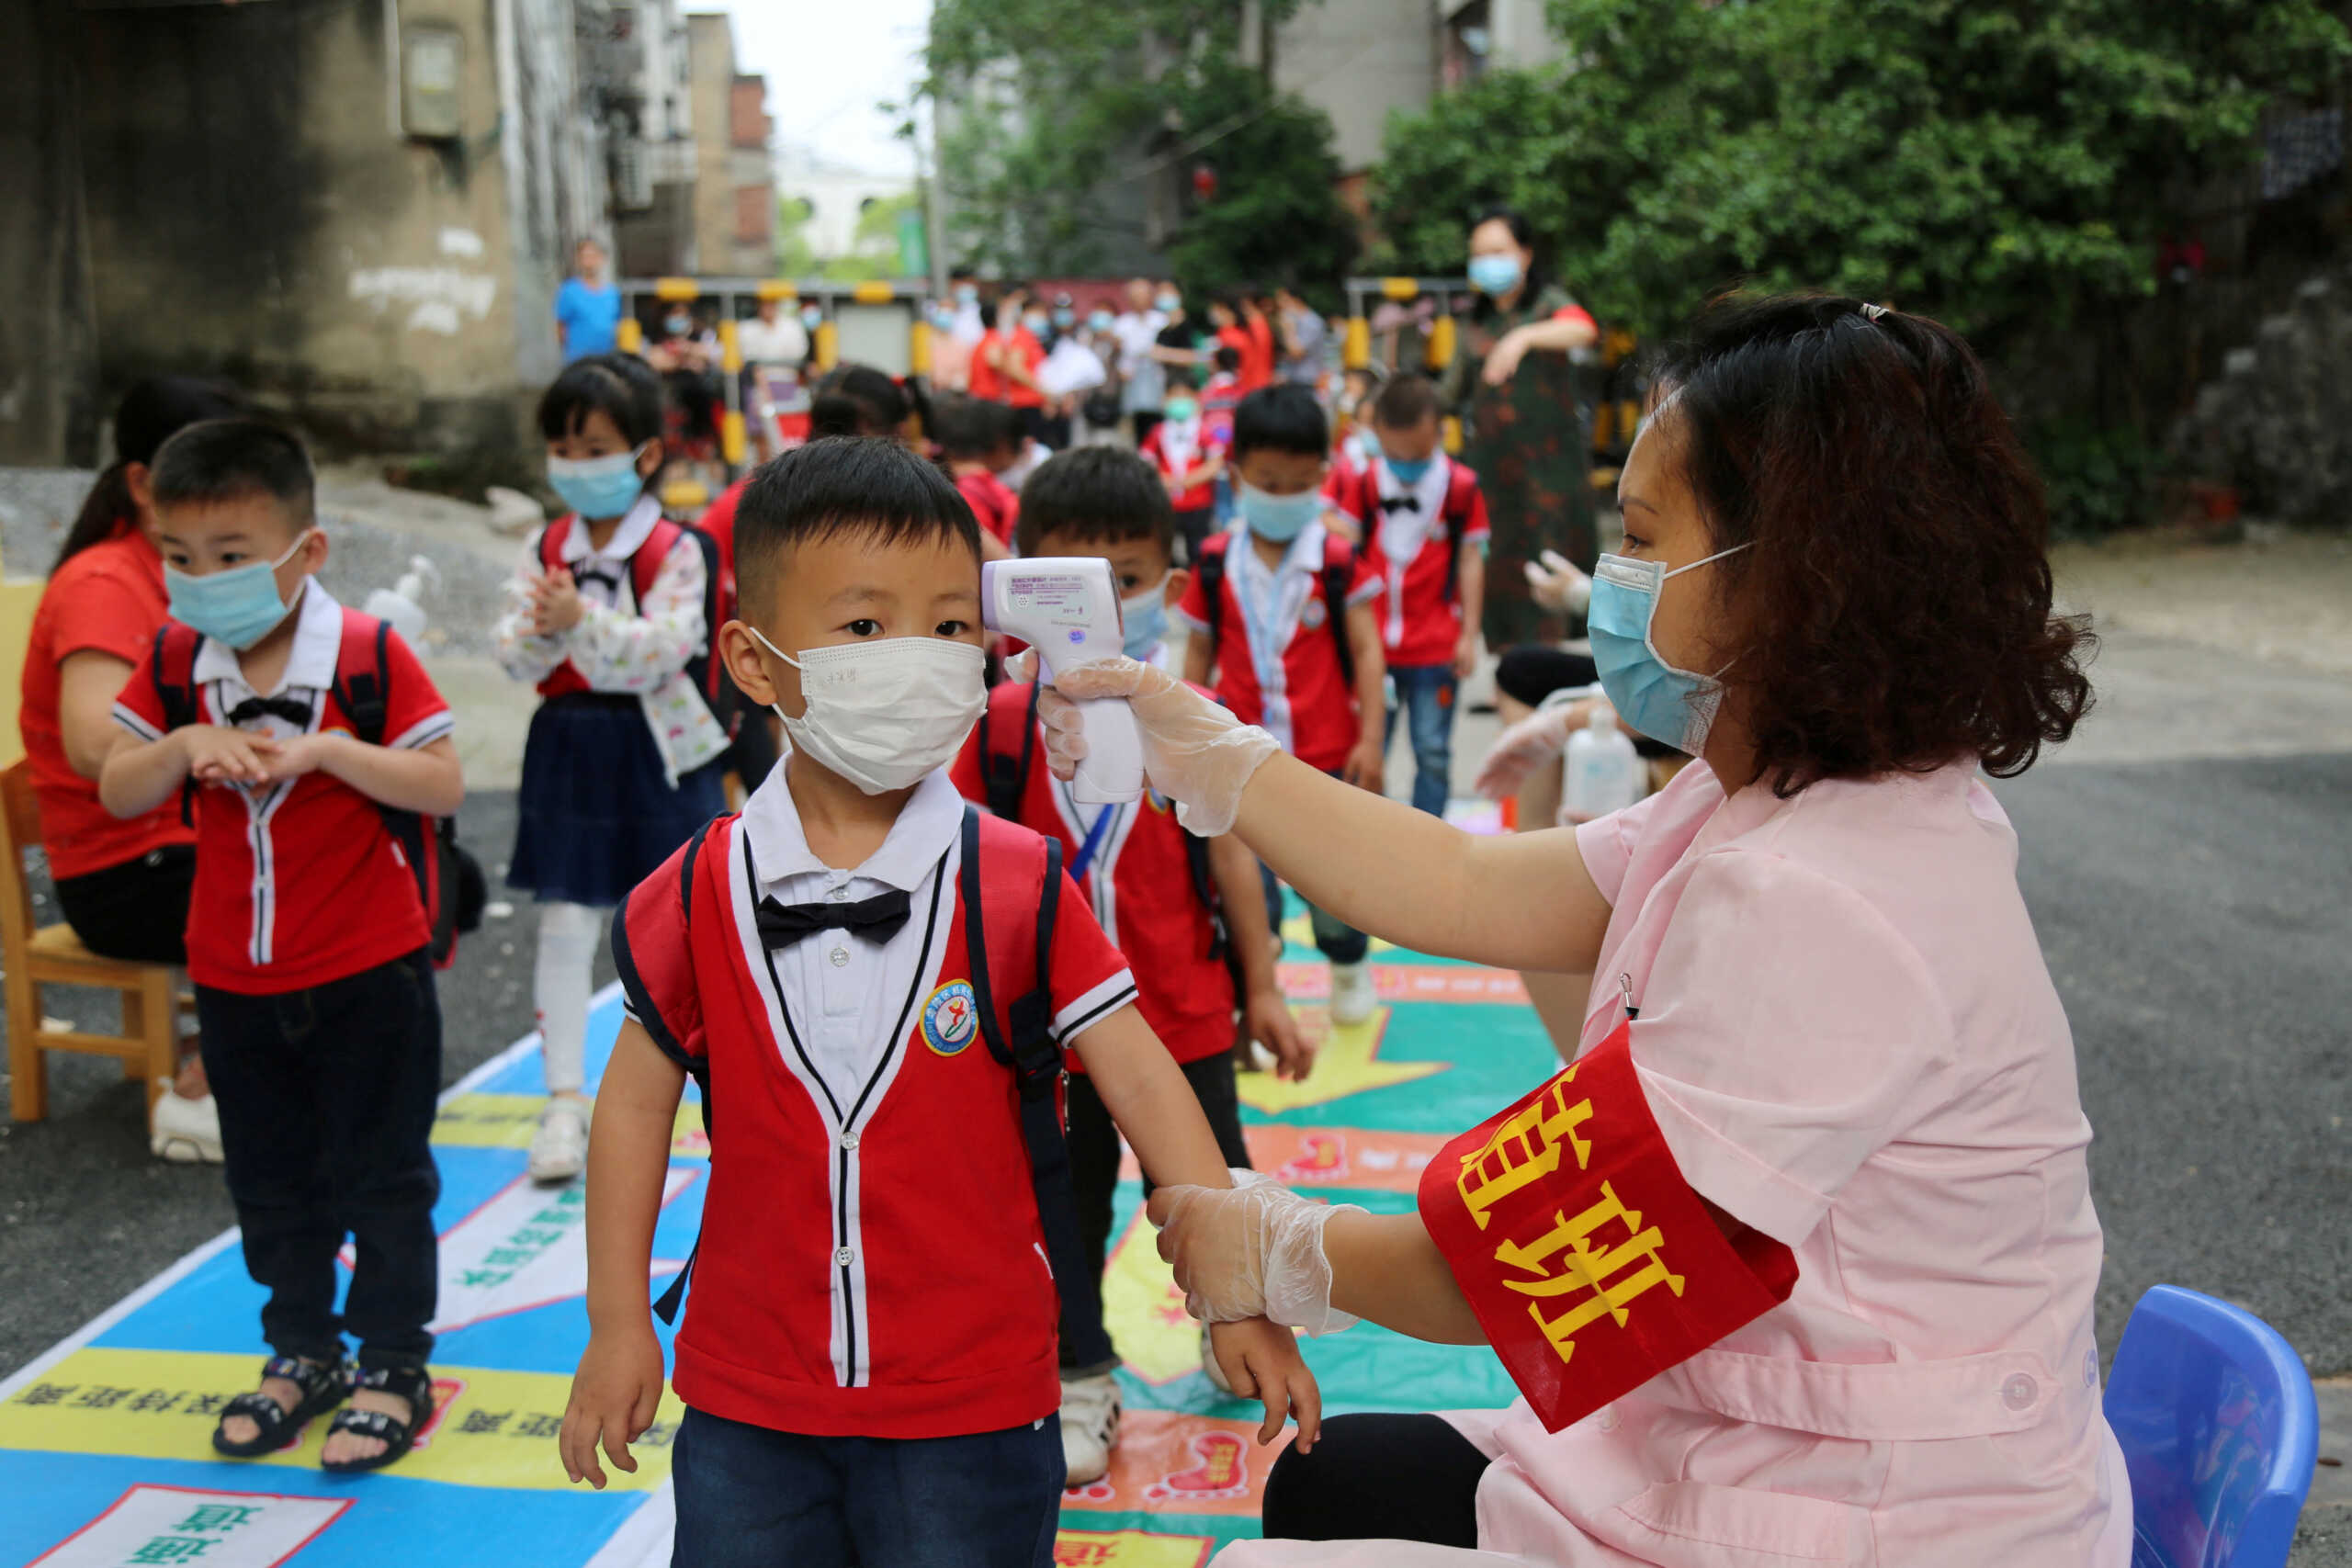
[1138,368,1227,567]
[936,393,1024,555]
[560,436,1320,1566]
[950,446,1313,1485]
[100,419,464,1474]
[1325,374,1490,818]
[1176,385,1387,1028]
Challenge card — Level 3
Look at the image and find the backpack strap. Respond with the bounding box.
[536,517,570,575]
[1441,461,1479,602]
[980,682,1042,822]
[331,614,392,746]
[649,819,719,1327]
[1196,538,1227,677]
[629,516,734,719]
[1322,537,1357,692]
[958,806,1089,1320]
[151,624,204,828]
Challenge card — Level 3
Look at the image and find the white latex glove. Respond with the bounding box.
[1524,549,1592,615]
[1148,1169,1363,1337]
[1035,657,1281,838]
[1475,700,1586,800]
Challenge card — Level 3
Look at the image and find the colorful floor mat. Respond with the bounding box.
[4,887,1555,1567]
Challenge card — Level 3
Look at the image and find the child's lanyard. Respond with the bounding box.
[1069,801,1118,883]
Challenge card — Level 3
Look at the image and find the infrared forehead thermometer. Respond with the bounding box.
[980,558,1146,804]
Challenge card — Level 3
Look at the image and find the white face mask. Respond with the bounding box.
[751,628,986,795]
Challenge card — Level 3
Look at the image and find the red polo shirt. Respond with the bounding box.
[1328,455,1493,668]
[112,586,454,994]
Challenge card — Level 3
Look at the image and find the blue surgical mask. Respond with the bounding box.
[547,444,650,521]
[928,305,956,332]
[956,284,979,305]
[1467,254,1523,296]
[1238,483,1321,544]
[1588,546,1751,751]
[802,308,824,331]
[1385,455,1433,486]
[165,531,314,651]
[1024,312,1049,333]
[1155,292,1181,313]
[1120,583,1169,660]
[1089,310,1114,333]
[665,314,693,335]
[1162,397,1198,423]
[1053,307,1075,329]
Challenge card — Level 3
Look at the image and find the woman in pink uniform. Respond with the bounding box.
[1036,295,2127,1567]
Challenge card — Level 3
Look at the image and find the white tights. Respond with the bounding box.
[534,900,604,1096]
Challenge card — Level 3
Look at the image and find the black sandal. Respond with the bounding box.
[211,1354,348,1457]
[321,1365,435,1474]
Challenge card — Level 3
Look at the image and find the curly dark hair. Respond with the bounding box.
[1652,293,2095,795]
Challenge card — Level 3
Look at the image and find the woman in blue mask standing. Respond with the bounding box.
[1436,205,1601,650]
[493,354,730,1185]
[1038,296,2122,1568]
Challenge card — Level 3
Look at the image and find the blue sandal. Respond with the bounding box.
[212,1354,348,1457]
[321,1365,435,1474]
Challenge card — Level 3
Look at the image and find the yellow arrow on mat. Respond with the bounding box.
[1235,1005,1445,1114]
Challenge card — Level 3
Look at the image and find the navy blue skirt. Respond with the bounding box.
[509,694,728,908]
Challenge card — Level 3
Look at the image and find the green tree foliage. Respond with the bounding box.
[1373,0,2348,528]
[924,0,1356,295]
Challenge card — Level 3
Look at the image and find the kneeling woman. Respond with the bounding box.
[1042,296,2123,1566]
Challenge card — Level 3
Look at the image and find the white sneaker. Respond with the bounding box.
[1329,961,1377,1027]
[1058,1371,1121,1485]
[1201,1323,1237,1396]
[528,1099,590,1184]
[150,1086,223,1164]
[1242,1037,1280,1075]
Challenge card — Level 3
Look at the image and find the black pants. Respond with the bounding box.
[1262,1412,1491,1548]
[197,948,442,1371]
[1059,1050,1251,1374]
[53,844,195,964]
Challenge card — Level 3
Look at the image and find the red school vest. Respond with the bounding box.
[615,809,1067,1439]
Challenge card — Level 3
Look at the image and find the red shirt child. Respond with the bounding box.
[1328,451,1492,671]
[112,584,455,993]
[1140,414,1227,515]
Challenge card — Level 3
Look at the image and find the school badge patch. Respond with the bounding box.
[922,981,980,1056]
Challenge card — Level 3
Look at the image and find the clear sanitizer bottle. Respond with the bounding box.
[1564,704,1644,822]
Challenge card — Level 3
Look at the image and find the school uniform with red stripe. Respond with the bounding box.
[614,767,1136,1438]
[111,583,453,994]
[1328,454,1491,667]
[1173,522,1381,773]
[951,681,1235,1068]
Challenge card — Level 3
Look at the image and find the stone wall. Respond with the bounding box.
[2171,273,2352,525]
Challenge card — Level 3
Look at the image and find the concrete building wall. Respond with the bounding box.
[685,14,740,276]
[64,0,595,473]
[1274,0,1437,176]
[0,0,99,466]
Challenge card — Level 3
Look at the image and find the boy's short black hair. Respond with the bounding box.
[1373,373,1442,429]
[810,364,912,440]
[1166,366,1200,393]
[1212,344,1242,373]
[539,353,665,447]
[1231,384,1328,461]
[733,436,979,618]
[149,418,316,529]
[1014,446,1175,559]
[933,393,1019,460]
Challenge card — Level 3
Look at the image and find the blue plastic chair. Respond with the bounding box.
[2104,1284,2321,1568]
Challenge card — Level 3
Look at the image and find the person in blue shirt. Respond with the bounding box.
[554,239,622,362]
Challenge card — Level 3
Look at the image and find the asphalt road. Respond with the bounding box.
[3,762,2346,1559]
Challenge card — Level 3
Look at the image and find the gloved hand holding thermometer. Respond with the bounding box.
[981,559,1150,804]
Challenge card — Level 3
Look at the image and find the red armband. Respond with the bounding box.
[1417,1022,1797,1432]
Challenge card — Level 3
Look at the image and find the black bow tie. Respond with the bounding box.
[226,695,313,728]
[756,888,912,949]
[1379,493,1420,514]
[572,564,623,596]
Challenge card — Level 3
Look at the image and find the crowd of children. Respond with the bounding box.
[55,268,1504,1565]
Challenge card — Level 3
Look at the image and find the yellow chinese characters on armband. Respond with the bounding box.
[1417,1021,1799,1432]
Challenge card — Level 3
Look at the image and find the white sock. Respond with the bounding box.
[534,901,603,1096]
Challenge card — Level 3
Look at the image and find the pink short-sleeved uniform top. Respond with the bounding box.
[1218,760,2131,1568]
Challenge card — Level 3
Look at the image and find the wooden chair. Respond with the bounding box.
[1,760,182,1122]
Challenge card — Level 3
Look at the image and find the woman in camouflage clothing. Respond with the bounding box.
[1438,206,1601,649]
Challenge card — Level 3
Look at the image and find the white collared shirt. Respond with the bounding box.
[1227,519,1331,755]
[736,765,967,1105]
